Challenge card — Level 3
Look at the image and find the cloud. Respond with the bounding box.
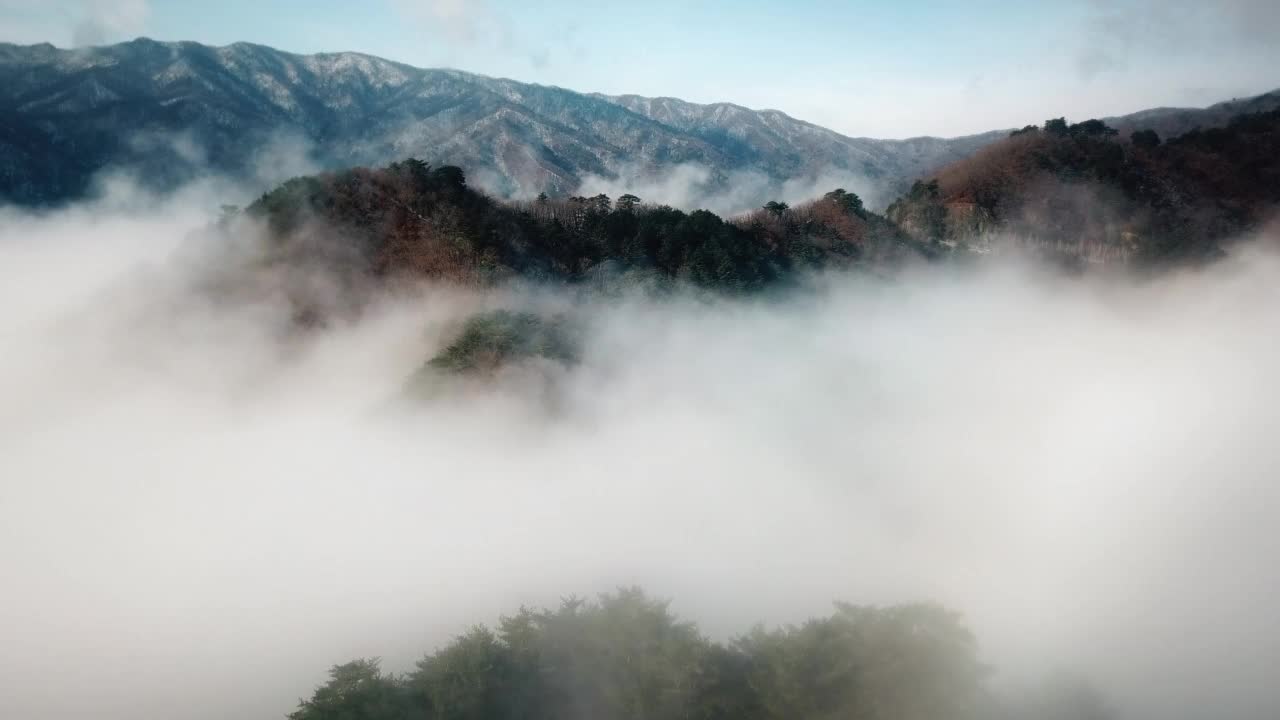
[392,0,482,44]
[1074,0,1280,80]
[0,0,149,47]
[390,0,562,71]
[71,0,149,47]
[3,169,1280,720]
[575,162,887,216]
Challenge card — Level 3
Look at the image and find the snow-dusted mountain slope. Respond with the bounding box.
[0,38,1011,207]
[4,38,1268,209]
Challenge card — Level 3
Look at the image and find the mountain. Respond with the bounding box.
[0,38,1004,207]
[596,93,1004,188]
[1104,89,1280,141]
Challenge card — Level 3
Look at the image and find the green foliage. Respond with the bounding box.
[411,627,520,720]
[762,200,789,217]
[292,589,1001,720]
[885,180,947,243]
[616,193,642,212]
[289,659,420,720]
[250,175,326,234]
[1041,117,1116,139]
[425,310,578,375]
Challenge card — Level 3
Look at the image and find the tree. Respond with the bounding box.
[403,157,431,177]
[247,156,909,298]
[433,165,466,189]
[885,180,946,243]
[1131,128,1161,149]
[410,627,517,720]
[1068,119,1118,137]
[536,192,549,203]
[763,200,789,217]
[423,310,578,375]
[287,591,1031,720]
[823,188,866,217]
[616,193,641,212]
[1044,117,1069,136]
[288,659,417,720]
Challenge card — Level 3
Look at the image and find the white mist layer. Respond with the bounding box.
[574,162,888,216]
[1,190,1279,720]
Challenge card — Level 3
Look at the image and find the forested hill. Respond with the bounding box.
[243,106,1280,317]
[287,588,1106,720]
[1104,89,1280,141]
[241,158,920,308]
[885,109,1280,264]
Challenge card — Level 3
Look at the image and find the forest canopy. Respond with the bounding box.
[287,588,1012,720]
[242,105,1280,305]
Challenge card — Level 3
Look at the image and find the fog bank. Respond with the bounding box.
[2,187,1279,720]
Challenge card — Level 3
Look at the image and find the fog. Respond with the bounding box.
[575,162,887,216]
[2,181,1279,720]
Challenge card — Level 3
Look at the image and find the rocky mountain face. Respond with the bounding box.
[0,38,1007,207]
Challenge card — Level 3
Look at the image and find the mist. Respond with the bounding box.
[2,179,1279,720]
[574,162,888,216]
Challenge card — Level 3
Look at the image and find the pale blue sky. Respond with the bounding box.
[3,0,1277,137]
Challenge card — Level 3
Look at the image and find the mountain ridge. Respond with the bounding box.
[0,38,1002,207]
[1,37,1276,212]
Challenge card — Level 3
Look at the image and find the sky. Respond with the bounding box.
[1,0,1277,137]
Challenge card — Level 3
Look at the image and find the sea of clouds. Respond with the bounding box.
[2,174,1279,720]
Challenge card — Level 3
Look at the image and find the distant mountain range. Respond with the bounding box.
[0,38,1001,207]
[0,38,1276,210]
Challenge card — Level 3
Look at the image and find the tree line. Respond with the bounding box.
[287,588,1049,720]
[243,158,922,314]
